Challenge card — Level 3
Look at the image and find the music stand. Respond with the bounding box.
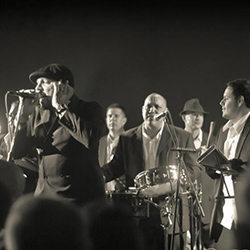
[197,144,237,198]
[197,145,229,172]
[161,111,204,250]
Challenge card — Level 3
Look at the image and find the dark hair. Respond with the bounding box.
[5,195,88,250]
[0,182,12,229]
[106,103,127,117]
[87,203,144,250]
[227,78,250,108]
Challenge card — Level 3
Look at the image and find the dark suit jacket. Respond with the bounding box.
[209,115,250,241]
[102,123,201,233]
[102,124,200,186]
[12,94,106,206]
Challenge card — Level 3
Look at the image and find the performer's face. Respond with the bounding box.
[35,77,54,109]
[220,86,240,121]
[106,108,127,132]
[35,78,54,96]
[183,113,204,131]
[142,94,166,130]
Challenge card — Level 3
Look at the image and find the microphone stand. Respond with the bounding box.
[7,96,24,162]
[162,111,205,250]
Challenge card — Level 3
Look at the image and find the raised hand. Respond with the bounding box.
[52,80,74,110]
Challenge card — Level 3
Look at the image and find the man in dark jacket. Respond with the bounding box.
[208,78,250,249]
[11,63,106,206]
[102,93,201,250]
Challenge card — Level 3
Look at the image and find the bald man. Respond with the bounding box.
[102,93,200,250]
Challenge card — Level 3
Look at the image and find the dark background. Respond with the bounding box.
[1,1,250,135]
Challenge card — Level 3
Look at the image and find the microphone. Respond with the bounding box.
[7,89,41,99]
[154,109,169,121]
[206,121,215,148]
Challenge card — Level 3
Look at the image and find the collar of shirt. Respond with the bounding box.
[193,129,203,149]
[142,122,164,170]
[223,111,250,160]
[223,111,250,134]
[106,133,121,161]
[107,133,120,145]
[107,134,120,149]
[142,122,164,142]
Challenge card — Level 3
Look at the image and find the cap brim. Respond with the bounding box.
[29,72,60,85]
[179,110,209,116]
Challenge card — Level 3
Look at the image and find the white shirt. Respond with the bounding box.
[193,129,203,150]
[105,133,121,191]
[106,134,120,162]
[142,123,164,170]
[220,112,250,229]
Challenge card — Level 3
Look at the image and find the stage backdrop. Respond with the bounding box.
[1,1,250,136]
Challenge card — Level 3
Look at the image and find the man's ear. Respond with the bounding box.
[238,95,245,107]
[123,117,127,126]
[181,115,186,123]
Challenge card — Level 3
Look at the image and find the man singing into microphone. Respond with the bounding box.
[102,92,200,250]
[10,63,106,206]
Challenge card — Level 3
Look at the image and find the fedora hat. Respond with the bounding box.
[179,98,209,116]
[29,63,74,88]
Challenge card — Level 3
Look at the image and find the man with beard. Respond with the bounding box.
[99,103,127,192]
[11,63,106,206]
[102,93,200,250]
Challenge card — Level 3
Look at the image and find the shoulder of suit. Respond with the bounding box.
[71,95,102,110]
[170,125,190,136]
[121,126,140,137]
[246,114,250,126]
[162,124,192,139]
[99,135,108,142]
[79,100,102,110]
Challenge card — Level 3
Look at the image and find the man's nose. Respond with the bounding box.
[149,106,157,112]
[35,82,43,91]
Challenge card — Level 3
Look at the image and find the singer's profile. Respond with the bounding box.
[206,78,250,249]
[7,63,106,206]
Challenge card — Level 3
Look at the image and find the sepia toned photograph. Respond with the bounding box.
[0,1,250,250]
